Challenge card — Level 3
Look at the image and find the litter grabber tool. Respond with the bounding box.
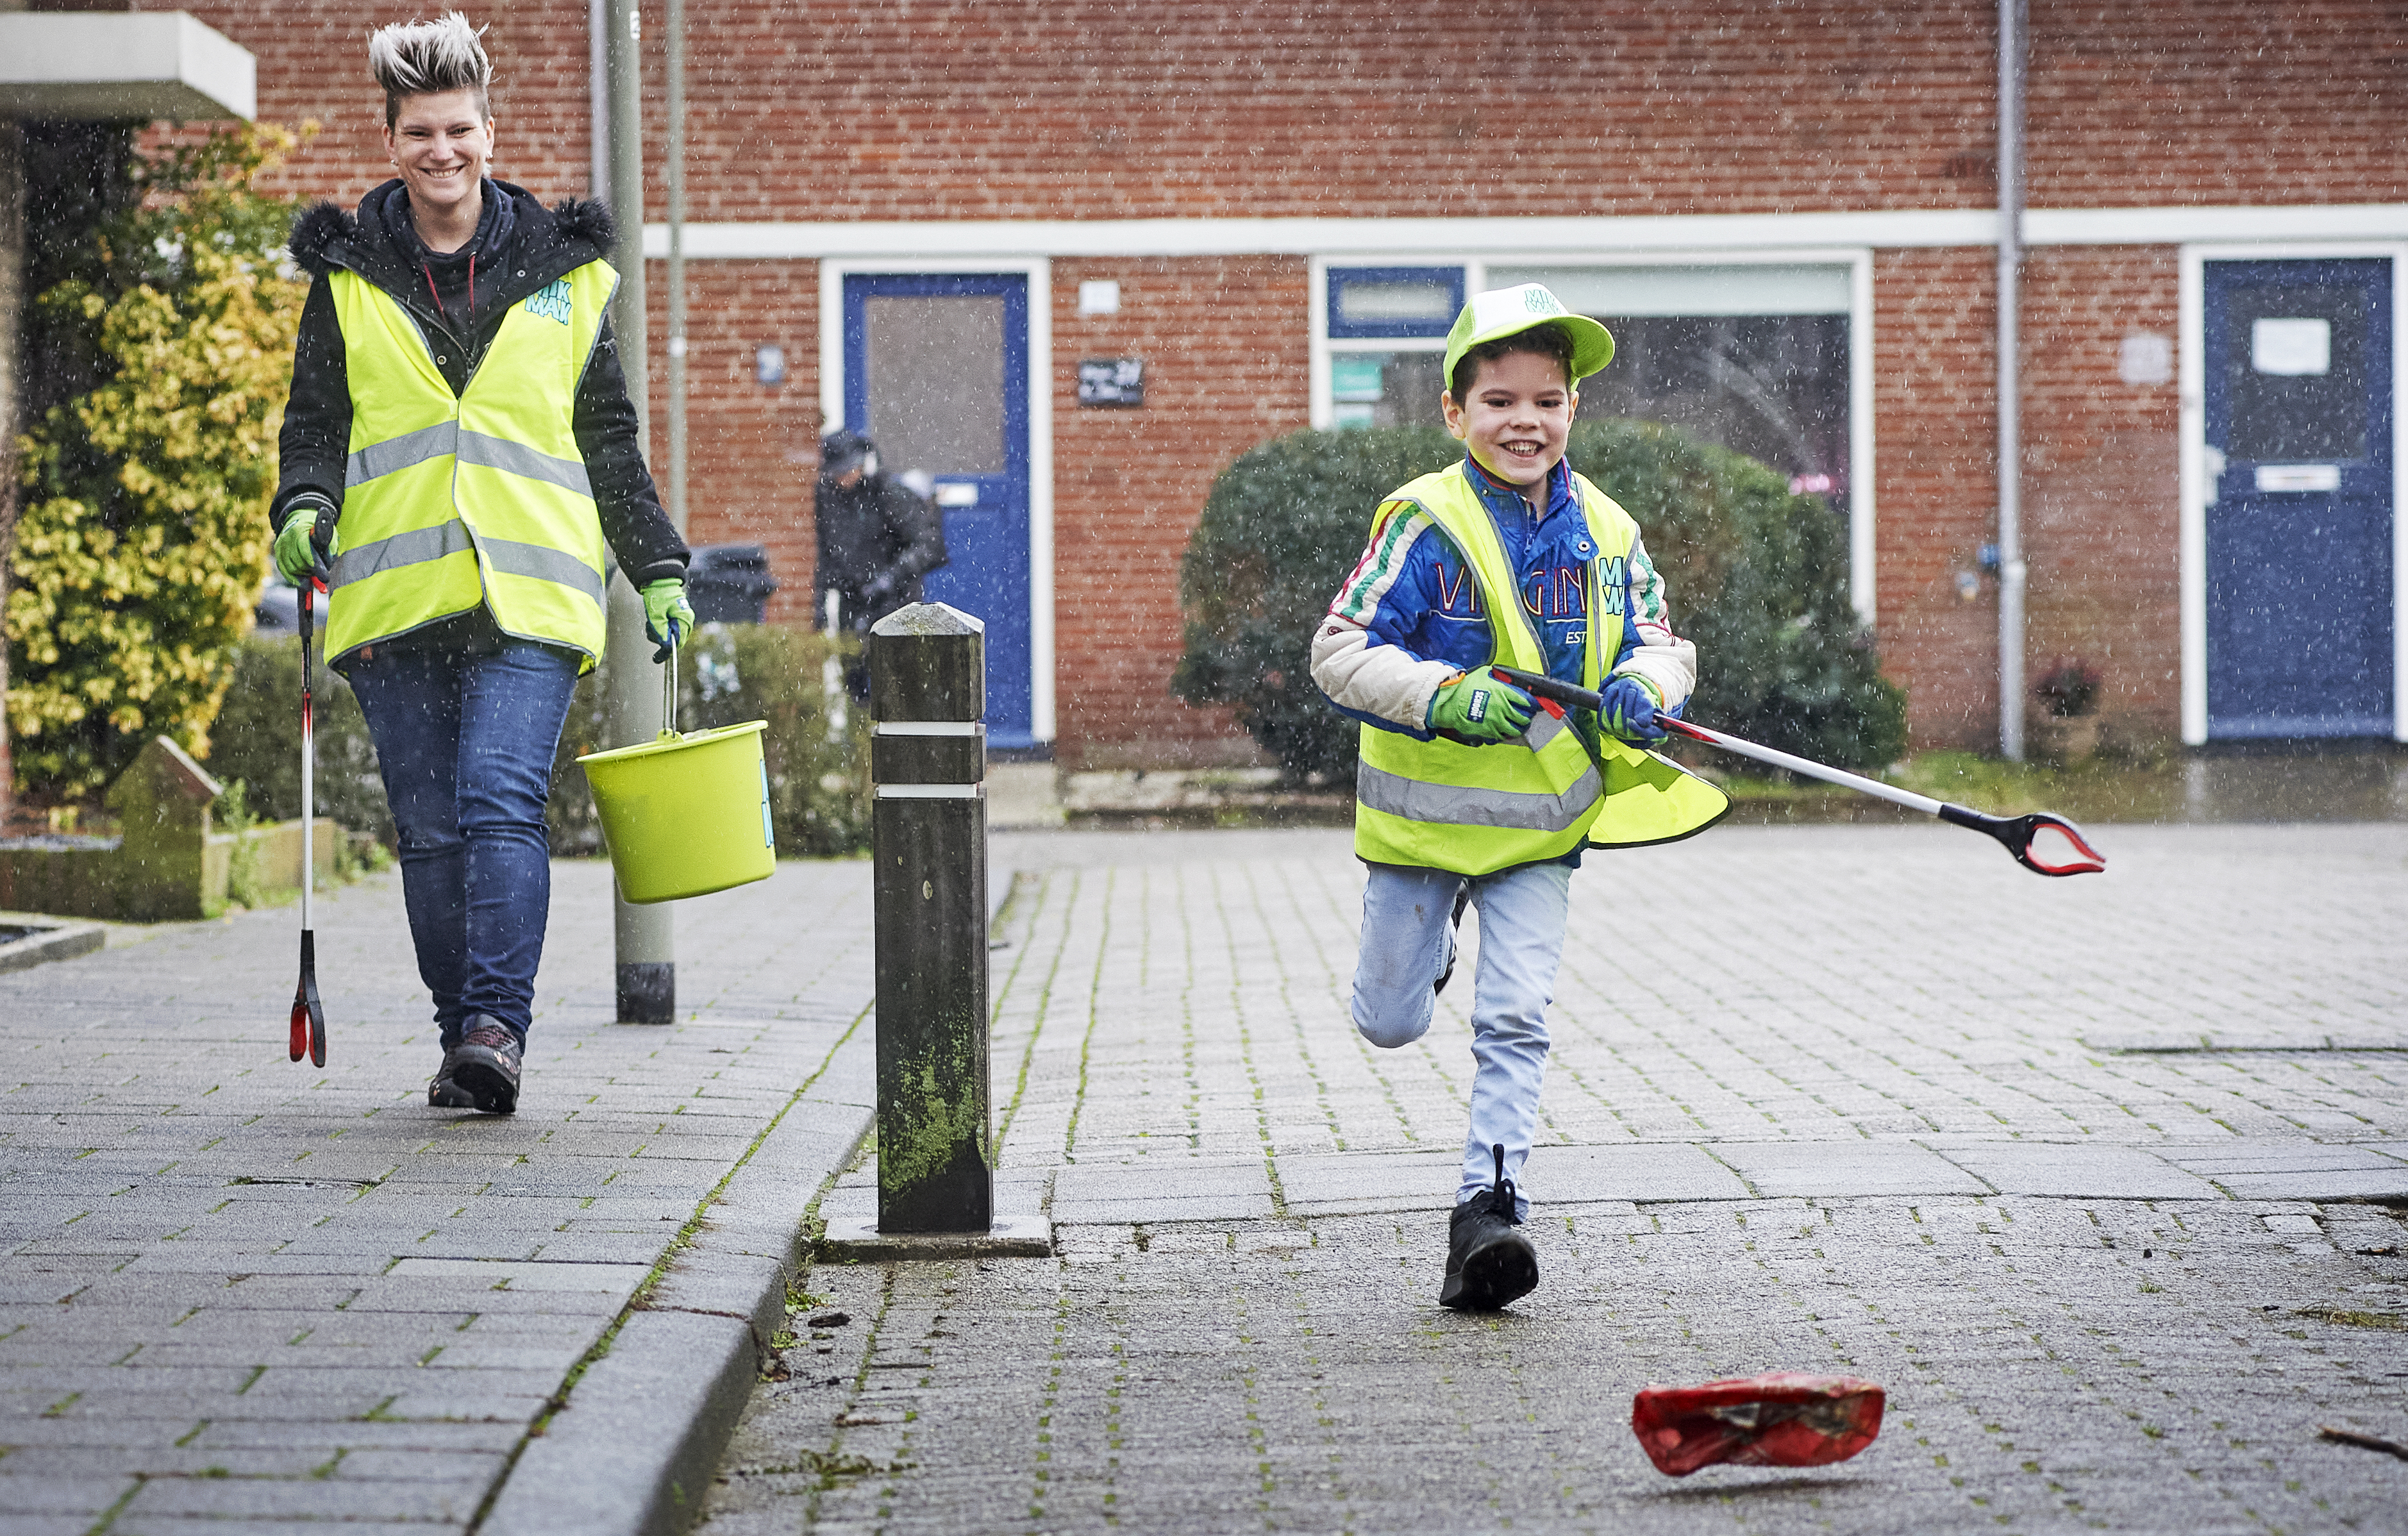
[576,631,776,905]
[289,506,333,1067]
[1632,1373,1885,1476]
[1490,666,2106,878]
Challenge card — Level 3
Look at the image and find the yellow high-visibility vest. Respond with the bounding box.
[324,262,617,670]
[1353,464,1729,876]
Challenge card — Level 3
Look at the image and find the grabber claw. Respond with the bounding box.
[291,931,325,1067]
[1939,805,2107,878]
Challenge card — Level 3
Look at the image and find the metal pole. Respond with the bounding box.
[665,0,687,531]
[0,112,22,831]
[1996,0,2029,762]
[587,0,608,198]
[869,603,992,1233]
[603,0,674,1022]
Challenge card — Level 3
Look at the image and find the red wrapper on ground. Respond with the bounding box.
[1630,1374,1885,1476]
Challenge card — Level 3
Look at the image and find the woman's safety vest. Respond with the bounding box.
[1353,467,1730,876]
[324,262,618,671]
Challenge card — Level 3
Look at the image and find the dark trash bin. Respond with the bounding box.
[685,544,780,624]
[254,574,299,637]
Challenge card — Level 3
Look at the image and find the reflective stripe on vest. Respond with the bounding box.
[1351,463,1728,875]
[323,261,618,669]
[346,421,594,497]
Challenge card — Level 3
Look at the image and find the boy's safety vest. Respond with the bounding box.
[1353,467,1730,876]
[323,262,618,671]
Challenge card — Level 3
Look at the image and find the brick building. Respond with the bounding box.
[155,1,2408,760]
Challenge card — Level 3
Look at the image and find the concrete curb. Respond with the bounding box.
[483,848,1012,1535]
[0,915,105,974]
[481,1037,875,1536]
[482,1309,758,1536]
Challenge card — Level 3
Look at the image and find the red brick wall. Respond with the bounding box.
[702,0,1999,222]
[1871,247,2000,751]
[179,1,2408,222]
[2021,247,2183,742]
[176,0,597,208]
[647,255,1309,769]
[2028,1,2408,208]
[644,263,822,619]
[149,1,2408,758]
[1049,258,1311,769]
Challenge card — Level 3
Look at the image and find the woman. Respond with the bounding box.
[272,12,691,1114]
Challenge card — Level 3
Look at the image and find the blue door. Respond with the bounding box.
[843,274,1035,747]
[2203,258,2394,738]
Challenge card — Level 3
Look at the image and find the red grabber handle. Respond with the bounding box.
[291,514,332,1068]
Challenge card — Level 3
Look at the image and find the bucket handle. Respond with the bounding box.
[659,631,679,742]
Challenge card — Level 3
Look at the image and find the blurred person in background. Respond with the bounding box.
[813,428,948,641]
[271,12,691,1114]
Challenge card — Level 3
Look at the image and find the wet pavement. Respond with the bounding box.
[3,821,2404,1533]
[0,861,879,1536]
[703,824,2408,1535]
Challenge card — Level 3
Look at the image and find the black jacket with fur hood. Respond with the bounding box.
[277,179,688,655]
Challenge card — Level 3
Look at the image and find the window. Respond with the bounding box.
[1325,266,1462,430]
[1312,253,1875,620]
[1326,266,1463,339]
[1488,264,1855,501]
[1330,353,1448,430]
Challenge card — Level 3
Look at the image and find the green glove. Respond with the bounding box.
[1428,668,1534,744]
[641,578,696,663]
[273,501,332,585]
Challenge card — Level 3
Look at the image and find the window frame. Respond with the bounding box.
[1307,250,1878,626]
[2177,240,2408,746]
[1325,264,1467,340]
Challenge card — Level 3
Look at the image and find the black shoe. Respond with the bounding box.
[1439,1144,1537,1311]
[428,1018,523,1114]
[1434,881,1471,996]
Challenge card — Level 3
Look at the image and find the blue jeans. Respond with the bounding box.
[1351,860,1575,1219]
[350,639,581,1046]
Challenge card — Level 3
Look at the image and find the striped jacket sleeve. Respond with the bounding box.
[1607,530,1698,712]
[1311,501,1459,733]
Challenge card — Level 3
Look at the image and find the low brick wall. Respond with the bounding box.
[0,818,339,923]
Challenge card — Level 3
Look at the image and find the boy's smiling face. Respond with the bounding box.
[1442,349,1578,489]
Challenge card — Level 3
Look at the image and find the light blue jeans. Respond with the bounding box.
[1351,859,1574,1219]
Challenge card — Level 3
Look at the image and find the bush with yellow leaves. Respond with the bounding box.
[6,125,305,800]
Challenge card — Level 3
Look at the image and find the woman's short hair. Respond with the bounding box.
[369,12,493,128]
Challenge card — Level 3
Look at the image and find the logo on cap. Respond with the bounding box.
[1525,287,1562,315]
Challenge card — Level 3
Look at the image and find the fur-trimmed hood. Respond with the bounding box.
[287,199,359,279]
[287,179,618,315]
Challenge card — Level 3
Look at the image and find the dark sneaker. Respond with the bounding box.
[1439,1144,1537,1311]
[428,1019,523,1114]
[1434,881,1471,996]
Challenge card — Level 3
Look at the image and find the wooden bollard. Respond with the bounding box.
[867,603,992,1233]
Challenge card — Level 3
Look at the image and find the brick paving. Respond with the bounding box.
[0,860,877,1536]
[5,824,2405,1533]
[706,823,2408,1535]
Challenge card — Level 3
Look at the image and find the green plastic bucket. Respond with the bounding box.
[578,719,775,904]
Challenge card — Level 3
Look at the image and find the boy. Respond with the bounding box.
[1309,284,1726,1310]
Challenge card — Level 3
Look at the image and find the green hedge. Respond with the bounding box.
[205,624,873,859]
[206,635,392,842]
[1173,421,1906,781]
